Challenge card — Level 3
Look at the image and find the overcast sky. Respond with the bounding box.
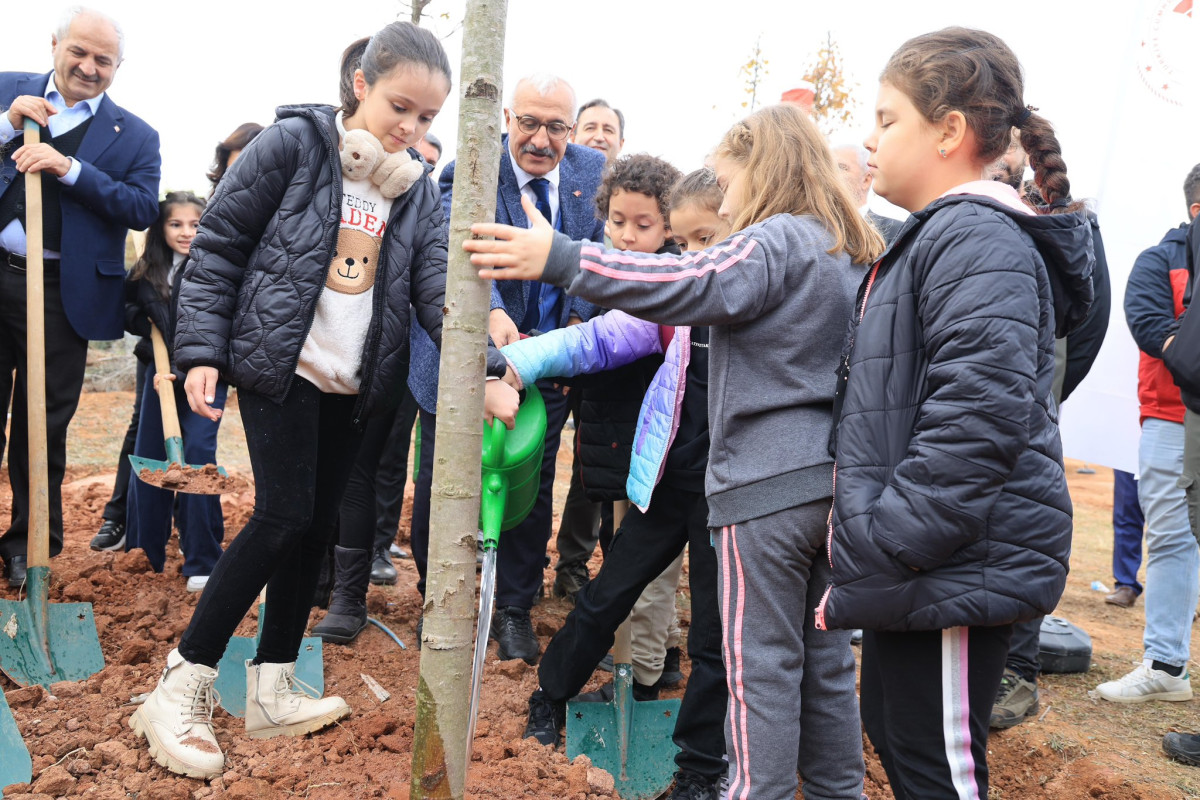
[4,0,1153,200]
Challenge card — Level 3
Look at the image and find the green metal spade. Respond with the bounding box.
[0,120,104,694]
[566,502,682,800]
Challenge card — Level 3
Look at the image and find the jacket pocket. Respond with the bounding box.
[96,259,125,277]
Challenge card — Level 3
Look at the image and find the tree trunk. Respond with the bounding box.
[410,2,507,798]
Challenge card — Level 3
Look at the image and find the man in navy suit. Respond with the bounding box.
[434,73,605,661]
[0,8,160,586]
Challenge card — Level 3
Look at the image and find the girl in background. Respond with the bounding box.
[123,191,226,591]
[206,122,264,197]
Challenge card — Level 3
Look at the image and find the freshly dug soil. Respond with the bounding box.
[137,463,236,495]
[2,392,1200,799]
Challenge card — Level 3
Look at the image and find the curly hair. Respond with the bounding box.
[594,154,683,222]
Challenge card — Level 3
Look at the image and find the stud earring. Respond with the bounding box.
[939,148,947,158]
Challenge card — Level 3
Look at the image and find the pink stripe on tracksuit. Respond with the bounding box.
[715,502,864,800]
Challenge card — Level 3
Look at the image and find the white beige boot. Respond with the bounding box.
[245,659,350,738]
[129,649,224,779]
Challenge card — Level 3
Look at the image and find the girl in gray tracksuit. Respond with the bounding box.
[473,104,884,800]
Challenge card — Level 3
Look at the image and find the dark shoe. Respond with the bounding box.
[89,519,126,552]
[368,548,398,586]
[491,606,539,663]
[389,542,409,559]
[1164,732,1200,766]
[551,563,589,602]
[4,555,26,588]
[989,668,1039,729]
[524,689,565,747]
[598,653,614,672]
[311,546,370,644]
[1105,585,1139,608]
[415,617,423,650]
[668,770,720,800]
[573,679,660,703]
[850,629,864,646]
[657,646,683,688]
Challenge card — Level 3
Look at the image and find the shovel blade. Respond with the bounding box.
[0,688,32,789]
[0,597,104,688]
[214,636,324,717]
[567,693,681,800]
[128,455,233,495]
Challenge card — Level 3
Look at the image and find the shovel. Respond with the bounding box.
[467,388,547,761]
[214,591,325,717]
[0,687,31,788]
[128,323,235,495]
[0,120,104,692]
[566,501,681,800]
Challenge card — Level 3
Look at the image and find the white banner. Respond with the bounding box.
[1060,0,1198,473]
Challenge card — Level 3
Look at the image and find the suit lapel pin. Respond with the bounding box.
[573,190,581,197]
[114,125,120,133]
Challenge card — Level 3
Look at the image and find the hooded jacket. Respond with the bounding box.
[820,192,1094,633]
[173,104,505,424]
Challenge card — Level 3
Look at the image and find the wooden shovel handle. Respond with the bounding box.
[149,323,183,442]
[23,120,49,570]
[612,500,632,665]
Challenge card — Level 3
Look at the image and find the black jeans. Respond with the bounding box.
[0,262,89,561]
[178,378,363,668]
[338,387,419,553]
[1005,615,1043,681]
[538,482,727,781]
[103,357,147,523]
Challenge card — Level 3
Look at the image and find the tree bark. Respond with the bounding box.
[410,1,507,798]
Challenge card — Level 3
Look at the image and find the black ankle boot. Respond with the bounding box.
[312,546,371,644]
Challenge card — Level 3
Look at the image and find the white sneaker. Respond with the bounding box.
[1095,660,1193,703]
[129,649,224,779]
[245,660,350,738]
[186,576,210,593]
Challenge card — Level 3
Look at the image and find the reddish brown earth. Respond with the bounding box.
[2,390,1200,799]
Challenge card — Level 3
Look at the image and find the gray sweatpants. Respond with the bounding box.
[713,499,864,800]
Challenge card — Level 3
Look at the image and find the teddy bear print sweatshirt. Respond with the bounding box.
[296,174,394,394]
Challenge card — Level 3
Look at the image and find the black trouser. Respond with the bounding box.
[338,387,419,552]
[102,357,148,523]
[0,261,89,562]
[178,378,363,668]
[554,393,600,580]
[411,380,570,607]
[860,624,1012,800]
[1005,616,1043,682]
[538,482,726,781]
[372,387,419,551]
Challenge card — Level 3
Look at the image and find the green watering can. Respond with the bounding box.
[466,387,547,756]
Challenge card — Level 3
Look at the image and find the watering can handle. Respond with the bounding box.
[482,418,507,469]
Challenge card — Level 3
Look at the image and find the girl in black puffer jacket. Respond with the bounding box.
[131,22,516,780]
[821,28,1094,799]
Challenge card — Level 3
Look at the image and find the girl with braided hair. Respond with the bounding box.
[820,27,1095,799]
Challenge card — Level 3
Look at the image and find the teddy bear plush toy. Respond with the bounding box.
[340,128,426,199]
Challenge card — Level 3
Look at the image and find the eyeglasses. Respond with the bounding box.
[509,110,573,141]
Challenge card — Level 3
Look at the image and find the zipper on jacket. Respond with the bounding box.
[823,258,883,625]
[352,227,393,426]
